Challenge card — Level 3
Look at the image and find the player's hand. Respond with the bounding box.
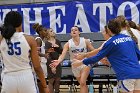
[52,43,59,47]
[74,53,85,60]
[49,60,60,68]
[45,53,49,59]
[100,58,110,65]
[51,67,56,74]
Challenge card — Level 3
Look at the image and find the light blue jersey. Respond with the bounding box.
[83,34,140,80]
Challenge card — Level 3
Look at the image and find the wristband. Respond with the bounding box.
[98,61,103,65]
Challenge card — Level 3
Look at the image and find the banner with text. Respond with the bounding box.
[0,0,140,35]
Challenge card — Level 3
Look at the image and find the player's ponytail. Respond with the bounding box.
[0,11,22,40]
[32,23,50,39]
[1,25,16,40]
[32,23,43,35]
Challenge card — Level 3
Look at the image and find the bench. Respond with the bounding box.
[56,32,117,92]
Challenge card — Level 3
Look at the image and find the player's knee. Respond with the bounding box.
[80,80,86,87]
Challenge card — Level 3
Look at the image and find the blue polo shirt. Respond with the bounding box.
[83,34,140,80]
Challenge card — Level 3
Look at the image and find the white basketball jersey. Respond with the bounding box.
[35,37,47,78]
[68,37,87,61]
[35,37,46,63]
[0,32,31,73]
[130,28,140,49]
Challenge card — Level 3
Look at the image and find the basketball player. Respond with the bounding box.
[0,11,49,93]
[45,28,62,93]
[50,26,95,93]
[72,19,140,93]
[33,23,48,93]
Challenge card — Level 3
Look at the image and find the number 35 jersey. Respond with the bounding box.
[0,32,31,73]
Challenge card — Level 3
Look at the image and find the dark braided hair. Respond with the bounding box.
[32,23,44,35]
[32,23,50,39]
[0,11,22,40]
[116,15,138,43]
[128,20,137,29]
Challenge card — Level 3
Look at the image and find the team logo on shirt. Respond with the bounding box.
[113,37,132,45]
[71,47,85,53]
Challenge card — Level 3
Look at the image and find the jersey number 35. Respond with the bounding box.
[7,42,21,55]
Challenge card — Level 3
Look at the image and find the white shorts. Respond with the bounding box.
[1,69,39,93]
[40,62,47,78]
[118,79,140,92]
[72,64,87,77]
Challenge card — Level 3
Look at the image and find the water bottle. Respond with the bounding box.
[113,86,118,93]
[51,67,56,74]
[89,68,94,93]
[88,83,94,93]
